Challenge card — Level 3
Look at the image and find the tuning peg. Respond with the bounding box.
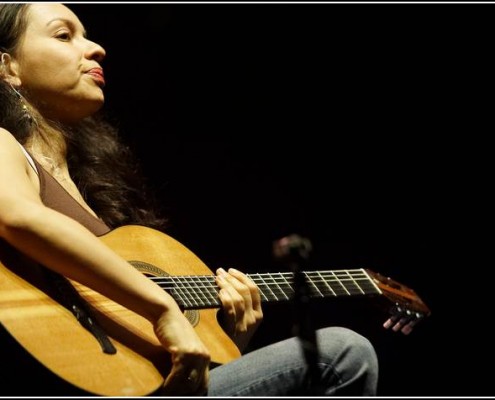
[400,318,420,335]
[385,303,425,335]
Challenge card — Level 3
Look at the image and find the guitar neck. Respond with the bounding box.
[150,268,381,310]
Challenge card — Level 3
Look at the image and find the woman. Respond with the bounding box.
[0,3,387,396]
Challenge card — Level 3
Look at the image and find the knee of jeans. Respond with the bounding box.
[316,327,379,396]
[317,326,378,367]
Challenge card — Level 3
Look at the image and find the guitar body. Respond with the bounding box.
[0,225,241,396]
[0,224,431,396]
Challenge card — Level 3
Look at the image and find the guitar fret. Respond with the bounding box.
[338,270,364,296]
[347,271,366,294]
[260,274,283,302]
[249,273,270,302]
[357,278,378,294]
[316,270,378,296]
[305,272,324,298]
[347,270,366,295]
[194,276,210,307]
[329,271,351,296]
[349,270,376,295]
[202,276,220,306]
[354,270,380,294]
[275,272,293,300]
[180,276,204,308]
[251,273,291,302]
[181,276,220,309]
[168,276,192,308]
[188,277,205,307]
[316,271,337,297]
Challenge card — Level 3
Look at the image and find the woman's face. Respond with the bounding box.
[12,3,106,123]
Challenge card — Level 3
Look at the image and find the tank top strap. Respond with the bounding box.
[16,142,111,236]
[18,143,39,175]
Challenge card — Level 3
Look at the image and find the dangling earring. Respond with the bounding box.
[1,52,34,124]
[9,83,33,123]
[10,84,29,113]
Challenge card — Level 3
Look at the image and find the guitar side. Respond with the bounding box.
[0,225,241,396]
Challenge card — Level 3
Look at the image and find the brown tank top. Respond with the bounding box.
[0,148,112,314]
[30,156,111,237]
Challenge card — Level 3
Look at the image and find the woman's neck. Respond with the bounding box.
[25,122,68,176]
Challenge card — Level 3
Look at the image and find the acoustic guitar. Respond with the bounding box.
[0,224,431,396]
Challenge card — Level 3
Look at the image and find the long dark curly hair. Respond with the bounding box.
[0,4,168,231]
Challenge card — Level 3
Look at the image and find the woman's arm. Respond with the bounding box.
[0,127,210,395]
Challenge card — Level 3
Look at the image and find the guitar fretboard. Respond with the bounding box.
[150,269,381,310]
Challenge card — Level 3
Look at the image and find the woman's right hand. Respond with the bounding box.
[154,307,211,396]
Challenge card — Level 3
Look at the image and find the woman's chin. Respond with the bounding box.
[54,100,105,124]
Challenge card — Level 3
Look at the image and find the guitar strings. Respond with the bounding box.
[74,270,378,311]
[147,270,377,308]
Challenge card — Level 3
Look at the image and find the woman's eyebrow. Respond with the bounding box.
[46,17,87,37]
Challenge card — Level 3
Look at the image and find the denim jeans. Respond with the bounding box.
[208,326,378,396]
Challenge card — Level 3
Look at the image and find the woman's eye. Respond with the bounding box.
[56,32,71,41]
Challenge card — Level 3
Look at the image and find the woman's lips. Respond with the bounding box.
[86,68,105,87]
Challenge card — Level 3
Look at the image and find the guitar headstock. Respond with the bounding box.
[365,269,431,334]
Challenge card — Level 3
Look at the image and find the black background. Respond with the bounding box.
[65,2,490,396]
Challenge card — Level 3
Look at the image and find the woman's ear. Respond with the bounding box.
[0,52,7,78]
[0,52,22,87]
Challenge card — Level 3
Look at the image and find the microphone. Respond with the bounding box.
[273,234,323,395]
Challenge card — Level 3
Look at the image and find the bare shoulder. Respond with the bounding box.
[0,127,14,136]
[0,127,26,155]
[0,127,40,195]
[0,127,32,169]
[0,127,21,147]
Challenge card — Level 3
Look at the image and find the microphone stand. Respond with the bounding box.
[273,234,323,395]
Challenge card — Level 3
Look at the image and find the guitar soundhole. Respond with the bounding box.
[128,260,200,327]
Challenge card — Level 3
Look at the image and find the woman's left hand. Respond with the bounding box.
[216,267,263,352]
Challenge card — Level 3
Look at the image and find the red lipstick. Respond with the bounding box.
[86,68,105,87]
